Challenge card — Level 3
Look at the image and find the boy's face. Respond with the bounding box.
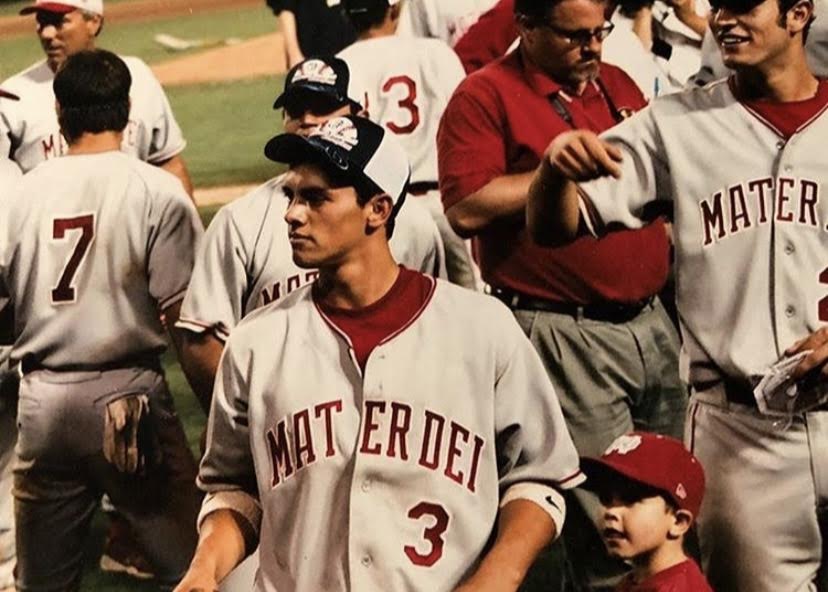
[598,483,678,561]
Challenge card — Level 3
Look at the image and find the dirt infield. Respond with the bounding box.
[0,0,261,37]
[152,32,285,86]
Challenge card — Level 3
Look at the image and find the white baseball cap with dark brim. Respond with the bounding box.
[20,0,103,16]
[264,116,410,204]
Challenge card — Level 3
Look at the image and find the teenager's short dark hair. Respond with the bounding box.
[54,49,131,143]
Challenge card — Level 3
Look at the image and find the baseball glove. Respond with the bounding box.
[103,394,150,474]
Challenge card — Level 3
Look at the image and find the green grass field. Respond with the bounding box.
[1,4,284,189]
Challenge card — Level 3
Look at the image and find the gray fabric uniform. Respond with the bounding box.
[0,151,203,591]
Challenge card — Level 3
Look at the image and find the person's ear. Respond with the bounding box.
[365,194,394,233]
[667,509,693,539]
[786,0,814,34]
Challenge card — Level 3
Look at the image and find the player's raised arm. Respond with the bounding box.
[526,129,622,247]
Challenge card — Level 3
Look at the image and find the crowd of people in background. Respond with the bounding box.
[1,0,827,590]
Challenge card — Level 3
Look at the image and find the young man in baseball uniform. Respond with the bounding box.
[177,55,446,412]
[0,88,21,592]
[438,0,686,587]
[339,0,479,289]
[0,0,193,197]
[0,49,203,591]
[528,0,828,586]
[174,115,583,592]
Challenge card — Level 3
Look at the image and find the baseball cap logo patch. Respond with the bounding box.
[605,434,642,455]
[292,59,338,87]
[676,483,687,499]
[313,118,359,151]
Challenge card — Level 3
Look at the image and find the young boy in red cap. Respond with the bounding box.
[581,432,712,591]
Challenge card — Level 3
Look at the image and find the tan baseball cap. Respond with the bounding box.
[20,0,103,16]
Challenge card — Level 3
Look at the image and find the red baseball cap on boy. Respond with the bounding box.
[581,432,706,517]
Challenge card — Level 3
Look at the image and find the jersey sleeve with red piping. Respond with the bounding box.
[177,178,284,339]
[196,330,262,537]
[438,72,508,210]
[453,0,517,74]
[577,102,669,236]
[147,171,204,311]
[492,297,584,492]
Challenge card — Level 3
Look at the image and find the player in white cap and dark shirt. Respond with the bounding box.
[527,0,828,585]
[338,0,479,288]
[0,49,203,591]
[177,56,446,411]
[173,115,583,592]
[0,0,193,197]
[0,88,21,592]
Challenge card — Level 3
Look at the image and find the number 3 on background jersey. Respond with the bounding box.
[381,75,421,135]
[51,214,95,304]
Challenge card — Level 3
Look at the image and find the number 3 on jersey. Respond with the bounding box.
[404,501,450,567]
[381,75,421,135]
[51,214,95,304]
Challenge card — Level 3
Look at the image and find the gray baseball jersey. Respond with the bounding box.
[0,159,21,374]
[197,280,583,592]
[0,57,186,172]
[577,78,828,591]
[0,151,202,369]
[338,36,465,185]
[578,78,828,384]
[177,176,447,340]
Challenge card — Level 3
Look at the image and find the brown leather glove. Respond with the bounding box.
[103,394,150,474]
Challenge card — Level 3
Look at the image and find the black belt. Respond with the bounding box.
[491,288,653,323]
[693,376,828,411]
[408,181,439,196]
[19,352,162,375]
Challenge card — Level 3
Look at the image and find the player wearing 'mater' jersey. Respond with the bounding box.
[174,114,582,592]
[0,96,21,592]
[339,0,478,288]
[0,50,202,591]
[528,0,828,586]
[0,0,193,196]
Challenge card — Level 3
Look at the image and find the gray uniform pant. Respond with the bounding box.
[0,404,14,590]
[688,386,828,592]
[14,366,201,592]
[513,298,687,590]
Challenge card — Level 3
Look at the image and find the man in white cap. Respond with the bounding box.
[0,0,193,197]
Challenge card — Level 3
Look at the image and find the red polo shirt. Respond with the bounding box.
[454,0,517,74]
[438,50,670,304]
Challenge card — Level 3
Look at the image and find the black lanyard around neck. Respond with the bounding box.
[549,79,626,128]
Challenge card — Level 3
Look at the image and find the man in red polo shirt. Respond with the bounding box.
[437,0,686,588]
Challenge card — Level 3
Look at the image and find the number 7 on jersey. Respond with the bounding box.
[51,214,95,304]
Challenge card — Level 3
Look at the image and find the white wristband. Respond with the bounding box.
[500,483,566,540]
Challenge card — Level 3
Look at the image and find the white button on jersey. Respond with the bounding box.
[785,306,796,317]
[361,479,372,492]
[784,243,795,255]
[361,555,372,567]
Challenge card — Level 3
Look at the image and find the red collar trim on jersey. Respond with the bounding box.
[312,275,437,355]
[731,76,828,139]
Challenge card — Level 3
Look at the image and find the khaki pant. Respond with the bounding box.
[513,298,687,590]
[14,366,201,592]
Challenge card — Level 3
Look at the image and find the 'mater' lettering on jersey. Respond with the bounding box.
[267,399,486,492]
[260,271,320,306]
[699,176,821,246]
